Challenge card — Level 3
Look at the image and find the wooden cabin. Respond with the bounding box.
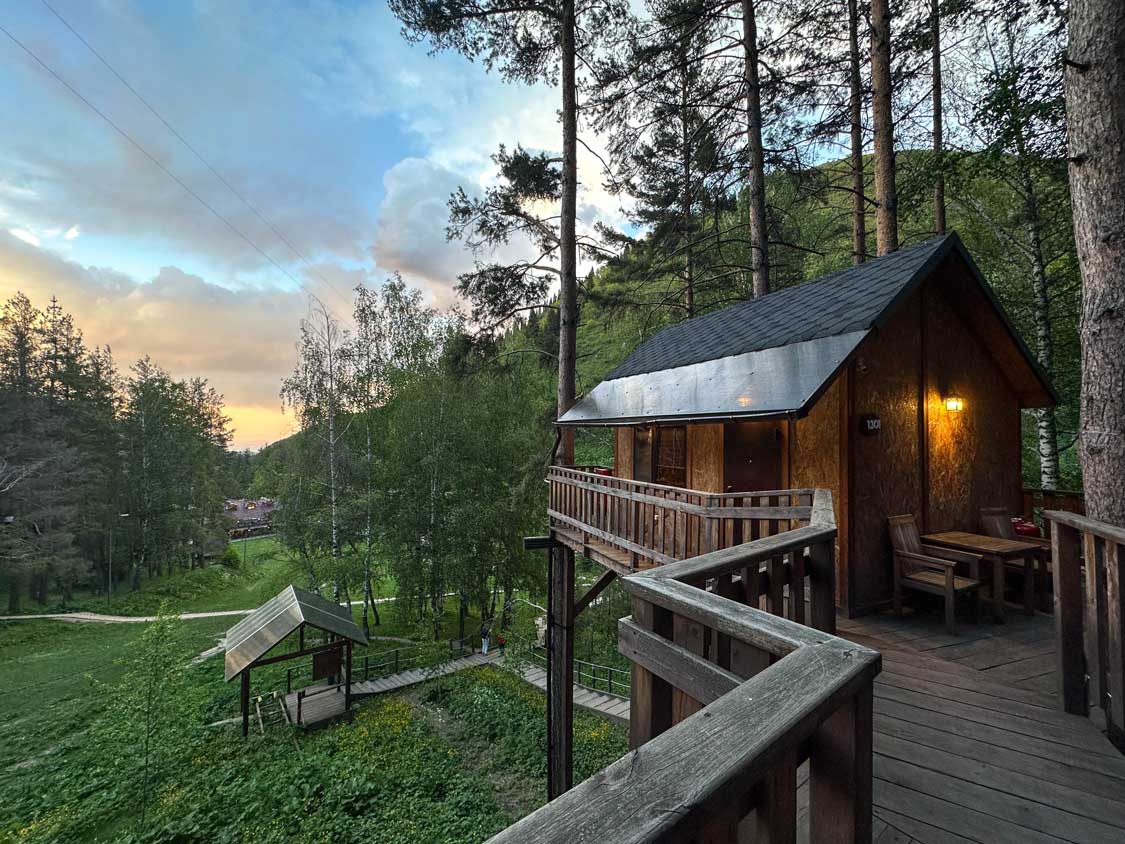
[515,235,1125,844]
[560,233,1056,616]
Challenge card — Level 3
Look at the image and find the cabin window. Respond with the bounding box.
[654,426,687,488]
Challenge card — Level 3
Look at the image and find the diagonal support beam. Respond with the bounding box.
[574,568,617,618]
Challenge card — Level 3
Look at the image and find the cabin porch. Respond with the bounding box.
[513,468,1125,844]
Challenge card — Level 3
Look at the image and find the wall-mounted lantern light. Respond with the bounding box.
[944,395,965,413]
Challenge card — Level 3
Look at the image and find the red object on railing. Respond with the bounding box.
[1011,517,1041,538]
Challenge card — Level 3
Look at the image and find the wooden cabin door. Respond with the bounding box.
[632,426,654,483]
[723,422,782,493]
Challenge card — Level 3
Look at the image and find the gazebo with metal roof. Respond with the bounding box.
[224,585,368,735]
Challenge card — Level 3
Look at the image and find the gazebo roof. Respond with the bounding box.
[223,585,367,681]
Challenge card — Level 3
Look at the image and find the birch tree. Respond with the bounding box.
[281,300,354,598]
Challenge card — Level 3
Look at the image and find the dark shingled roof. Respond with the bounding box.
[606,235,952,381]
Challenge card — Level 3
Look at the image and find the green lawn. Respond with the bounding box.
[2,537,399,618]
[0,616,628,844]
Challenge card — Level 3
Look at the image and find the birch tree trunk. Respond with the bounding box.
[848,0,866,265]
[557,0,578,464]
[931,0,946,235]
[743,0,770,296]
[1067,0,1125,524]
[870,0,898,254]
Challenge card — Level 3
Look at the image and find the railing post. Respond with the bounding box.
[1052,519,1087,715]
[809,683,873,844]
[1106,539,1125,741]
[756,748,798,844]
[628,597,674,749]
[808,538,837,634]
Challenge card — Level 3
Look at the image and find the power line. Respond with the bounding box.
[38,0,354,315]
[0,19,349,324]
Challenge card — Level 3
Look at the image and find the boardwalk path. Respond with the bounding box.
[351,650,504,696]
[515,663,630,726]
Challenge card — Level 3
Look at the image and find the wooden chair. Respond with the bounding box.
[888,514,983,634]
[980,507,1052,612]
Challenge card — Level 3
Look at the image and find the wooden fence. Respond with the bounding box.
[547,466,815,566]
[1048,509,1125,750]
[491,489,881,844]
[1024,487,1085,519]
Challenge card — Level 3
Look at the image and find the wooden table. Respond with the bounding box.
[923,531,1043,622]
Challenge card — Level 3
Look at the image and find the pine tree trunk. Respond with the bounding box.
[680,41,695,317]
[742,0,769,297]
[848,0,866,264]
[870,0,898,254]
[931,0,946,235]
[557,0,578,464]
[1067,0,1125,524]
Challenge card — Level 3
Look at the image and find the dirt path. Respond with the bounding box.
[0,595,405,625]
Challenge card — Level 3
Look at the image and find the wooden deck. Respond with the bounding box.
[839,609,1125,844]
[283,684,349,728]
[549,607,1125,843]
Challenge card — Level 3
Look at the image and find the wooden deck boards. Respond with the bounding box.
[532,605,1125,843]
[840,609,1125,844]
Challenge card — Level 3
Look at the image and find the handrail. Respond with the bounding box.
[1045,508,1125,749]
[490,488,881,844]
[548,466,816,568]
[525,645,632,697]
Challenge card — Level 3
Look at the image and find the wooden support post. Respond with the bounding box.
[240,670,250,738]
[809,684,873,844]
[547,541,575,799]
[809,540,837,634]
[1052,520,1087,715]
[756,749,798,844]
[1106,540,1125,742]
[629,597,674,749]
[1083,533,1108,712]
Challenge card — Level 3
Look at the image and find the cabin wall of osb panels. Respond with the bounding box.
[614,427,634,478]
[793,375,844,603]
[851,292,924,612]
[688,423,724,492]
[925,283,1021,530]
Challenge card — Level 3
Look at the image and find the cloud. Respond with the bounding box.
[64,225,79,240]
[9,227,40,246]
[0,230,311,449]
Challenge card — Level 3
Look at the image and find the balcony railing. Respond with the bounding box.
[1048,508,1125,750]
[547,465,816,566]
[493,483,879,844]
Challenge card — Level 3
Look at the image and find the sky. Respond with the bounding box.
[0,0,626,450]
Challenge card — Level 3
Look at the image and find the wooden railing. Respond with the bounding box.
[491,489,881,844]
[548,466,815,566]
[1048,509,1125,750]
[1024,486,1085,519]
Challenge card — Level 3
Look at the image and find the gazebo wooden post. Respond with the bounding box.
[240,669,250,738]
